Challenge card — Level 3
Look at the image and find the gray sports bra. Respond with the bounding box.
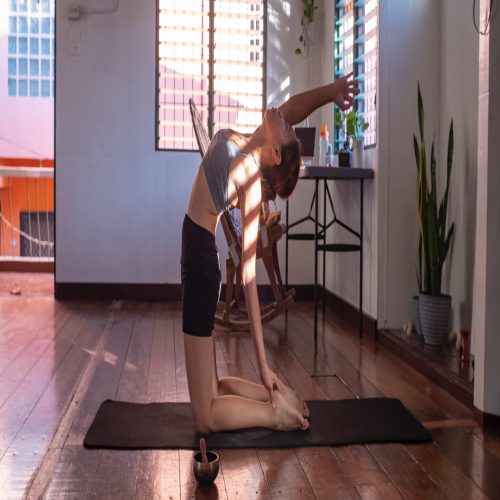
[202,129,252,215]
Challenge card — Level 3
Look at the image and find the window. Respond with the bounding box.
[20,211,54,258]
[156,0,266,151]
[334,0,378,149]
[7,0,55,98]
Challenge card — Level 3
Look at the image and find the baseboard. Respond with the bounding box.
[378,328,473,409]
[54,282,181,301]
[0,261,54,273]
[55,282,315,302]
[474,406,500,429]
[54,282,375,337]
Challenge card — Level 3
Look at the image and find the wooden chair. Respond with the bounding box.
[188,98,295,330]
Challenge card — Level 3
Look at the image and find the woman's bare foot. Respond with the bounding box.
[273,391,309,431]
[279,384,310,418]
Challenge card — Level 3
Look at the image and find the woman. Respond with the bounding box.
[182,74,359,433]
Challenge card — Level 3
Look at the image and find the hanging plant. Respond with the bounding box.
[295,0,317,57]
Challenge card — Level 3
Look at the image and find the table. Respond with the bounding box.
[285,166,374,339]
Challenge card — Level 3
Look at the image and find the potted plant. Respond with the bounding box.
[335,110,369,167]
[295,0,317,57]
[413,83,455,346]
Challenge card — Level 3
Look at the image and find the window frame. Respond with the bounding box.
[334,0,377,152]
[7,0,55,99]
[155,0,267,153]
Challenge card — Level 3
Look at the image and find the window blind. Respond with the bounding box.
[157,0,265,151]
[334,0,378,149]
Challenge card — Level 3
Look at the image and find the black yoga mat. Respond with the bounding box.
[84,398,431,450]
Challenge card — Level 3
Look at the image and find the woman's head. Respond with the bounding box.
[260,139,301,201]
[260,108,301,201]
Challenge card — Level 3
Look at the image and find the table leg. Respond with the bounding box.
[359,179,364,338]
[285,199,289,290]
[314,178,319,339]
[323,179,326,312]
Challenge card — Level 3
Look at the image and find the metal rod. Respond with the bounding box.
[35,178,42,258]
[285,199,289,290]
[334,218,361,238]
[0,186,6,256]
[323,179,326,312]
[44,177,51,257]
[314,178,319,339]
[7,178,15,258]
[359,179,364,338]
[26,177,32,257]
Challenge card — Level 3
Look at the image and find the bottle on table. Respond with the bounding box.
[318,123,329,166]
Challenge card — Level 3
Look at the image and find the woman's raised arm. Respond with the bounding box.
[278,73,359,126]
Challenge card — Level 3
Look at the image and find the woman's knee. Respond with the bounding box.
[192,405,216,434]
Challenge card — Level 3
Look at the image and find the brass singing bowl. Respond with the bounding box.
[192,451,220,485]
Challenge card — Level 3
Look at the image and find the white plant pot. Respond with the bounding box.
[352,138,364,168]
[419,293,451,346]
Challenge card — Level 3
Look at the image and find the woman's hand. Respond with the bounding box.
[260,363,282,405]
[332,72,360,111]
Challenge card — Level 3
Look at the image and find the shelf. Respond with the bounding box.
[317,243,361,252]
[378,328,473,408]
[288,233,325,241]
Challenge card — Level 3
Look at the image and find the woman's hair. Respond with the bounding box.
[260,139,301,201]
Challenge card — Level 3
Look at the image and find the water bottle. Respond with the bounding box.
[326,142,334,166]
[318,124,328,166]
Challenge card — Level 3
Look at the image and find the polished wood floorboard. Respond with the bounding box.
[0,274,499,499]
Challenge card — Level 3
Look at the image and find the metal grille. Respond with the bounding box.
[334,0,378,149]
[20,211,54,258]
[157,0,265,150]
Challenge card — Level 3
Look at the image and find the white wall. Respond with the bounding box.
[439,0,479,334]
[55,0,318,285]
[377,0,442,329]
[377,0,479,332]
[473,0,500,417]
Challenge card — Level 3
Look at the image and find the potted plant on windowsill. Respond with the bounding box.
[413,83,455,346]
[335,110,369,167]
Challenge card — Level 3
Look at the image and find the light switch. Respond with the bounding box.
[67,3,81,20]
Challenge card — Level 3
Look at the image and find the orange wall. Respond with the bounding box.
[0,159,54,258]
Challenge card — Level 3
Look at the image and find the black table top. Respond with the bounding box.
[299,165,374,180]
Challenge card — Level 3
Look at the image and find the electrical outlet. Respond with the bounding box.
[67,3,81,20]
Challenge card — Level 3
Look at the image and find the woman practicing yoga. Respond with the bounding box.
[181,75,359,433]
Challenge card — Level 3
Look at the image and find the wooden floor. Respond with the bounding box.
[1,274,500,499]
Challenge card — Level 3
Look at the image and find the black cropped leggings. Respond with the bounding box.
[181,214,221,337]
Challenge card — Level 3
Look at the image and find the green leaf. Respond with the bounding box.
[443,223,455,262]
[413,135,420,173]
[417,82,424,144]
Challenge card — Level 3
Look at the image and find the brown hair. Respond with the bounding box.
[260,139,301,201]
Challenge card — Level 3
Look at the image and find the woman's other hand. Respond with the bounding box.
[332,72,360,111]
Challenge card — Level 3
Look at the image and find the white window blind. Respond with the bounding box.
[334,0,378,148]
[157,0,265,151]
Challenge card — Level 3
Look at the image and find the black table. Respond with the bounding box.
[285,166,374,338]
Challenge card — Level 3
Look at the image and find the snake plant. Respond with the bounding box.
[414,83,455,296]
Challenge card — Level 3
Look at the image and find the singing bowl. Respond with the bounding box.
[192,451,220,485]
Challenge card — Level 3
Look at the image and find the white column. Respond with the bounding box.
[472,0,500,420]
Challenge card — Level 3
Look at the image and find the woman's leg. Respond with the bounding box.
[213,339,309,415]
[218,375,309,417]
[184,333,308,433]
